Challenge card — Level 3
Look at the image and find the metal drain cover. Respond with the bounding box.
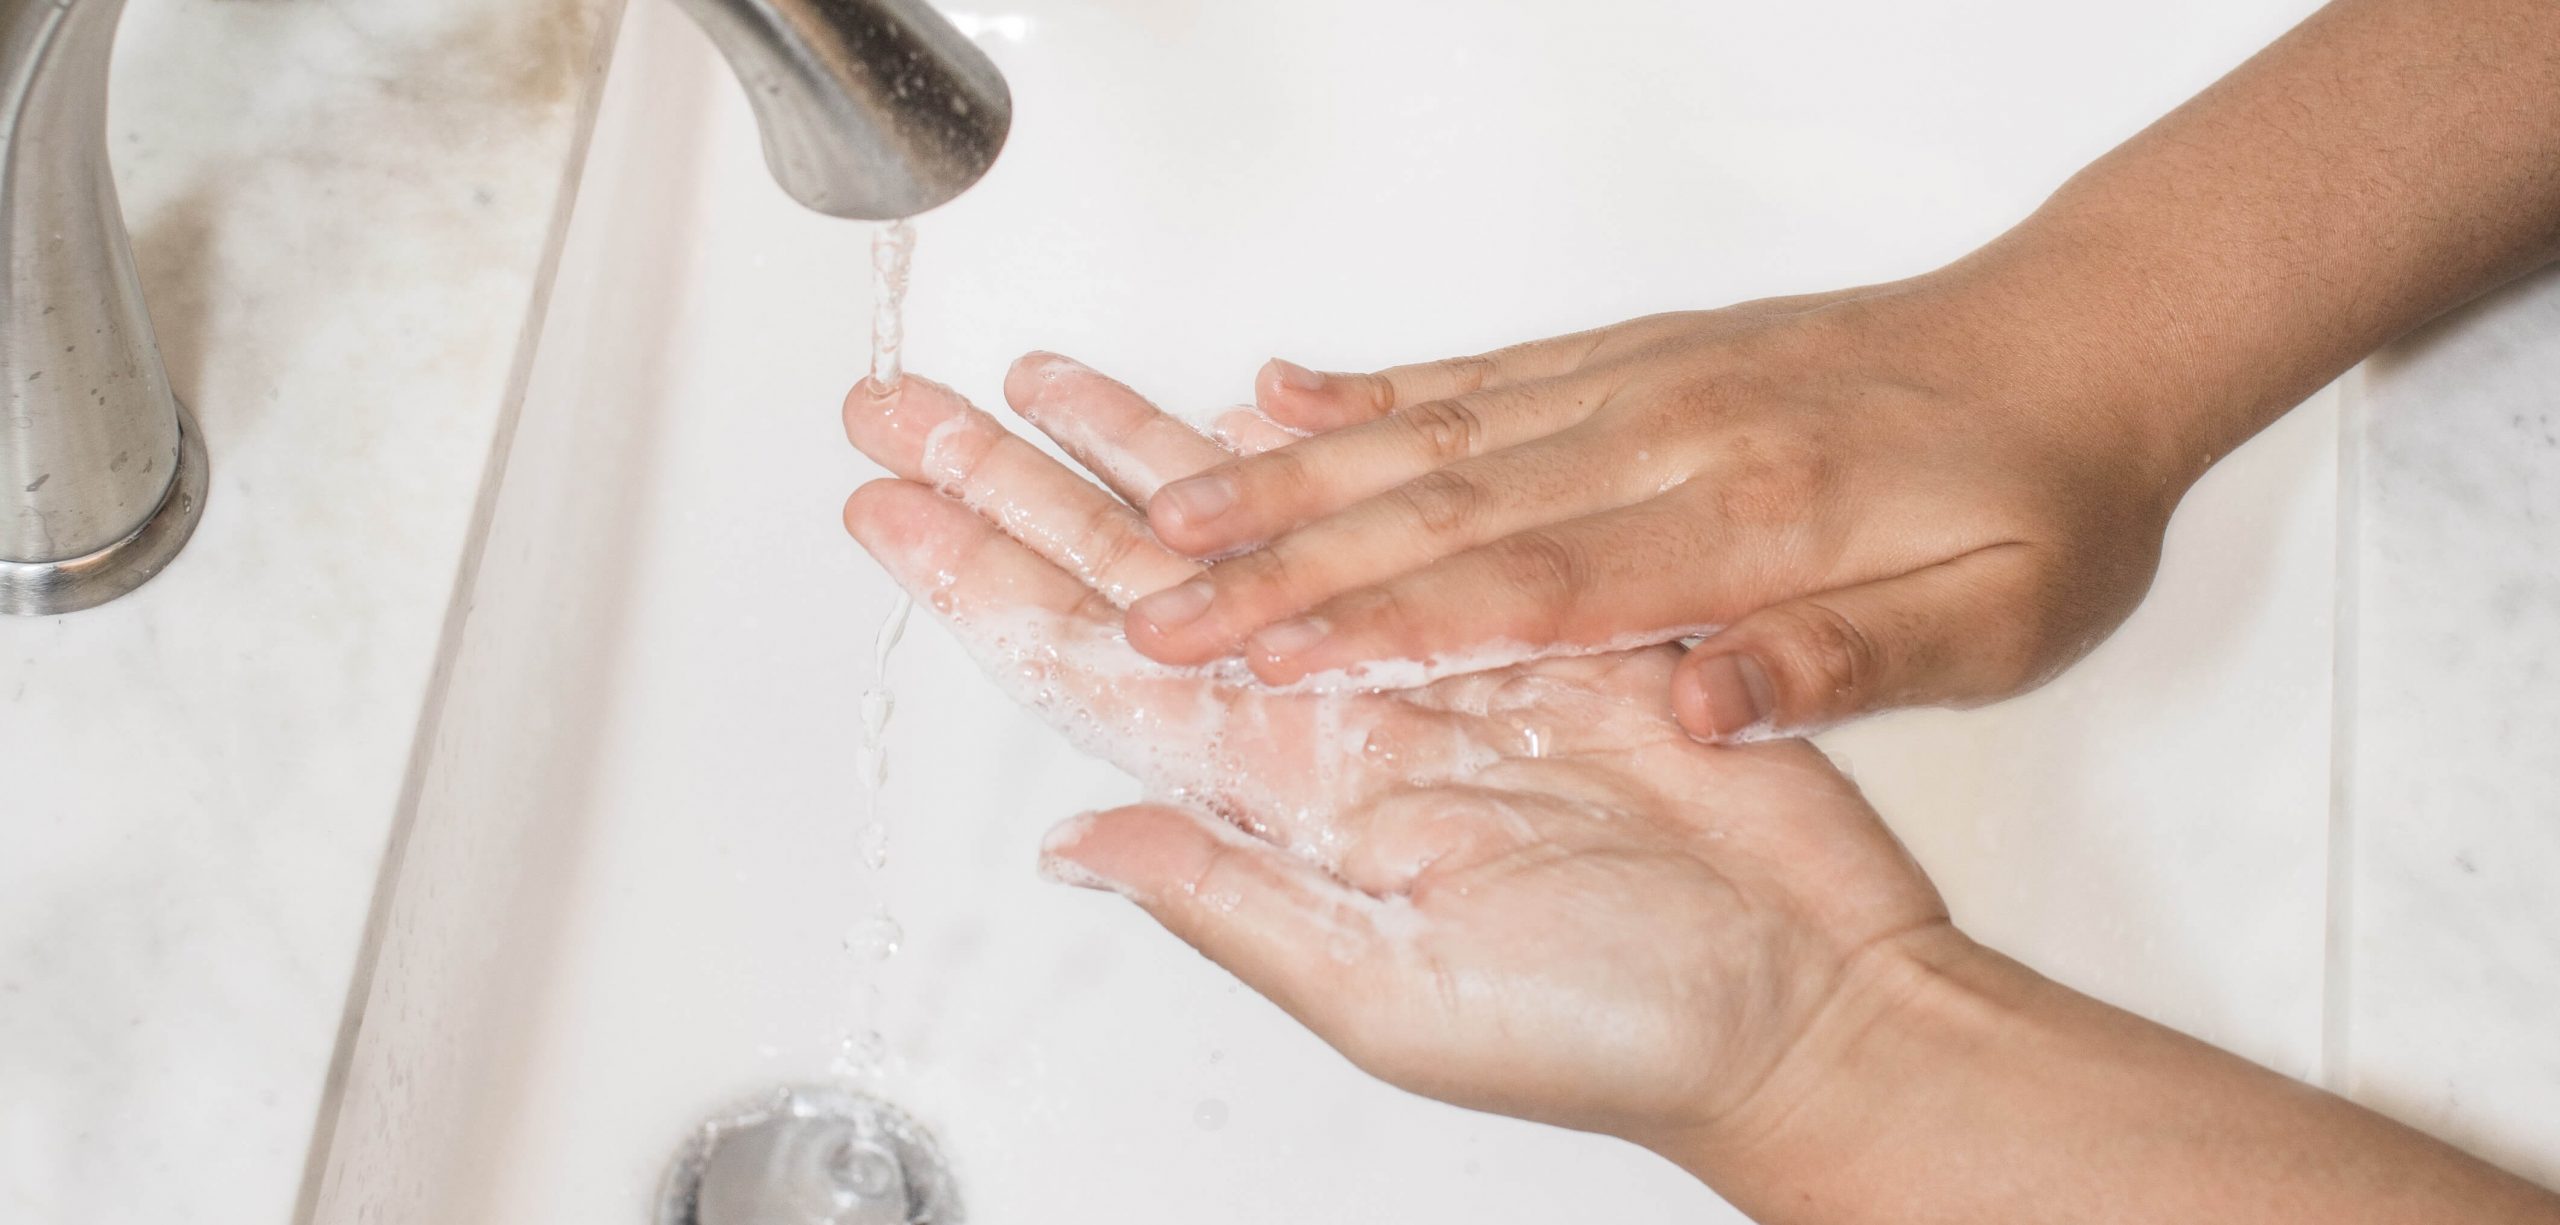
[660,1086,962,1225]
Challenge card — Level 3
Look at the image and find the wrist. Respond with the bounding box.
[1640,923,2038,1217]
[1880,207,2274,505]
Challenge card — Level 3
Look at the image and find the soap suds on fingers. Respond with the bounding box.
[1275,624,1724,695]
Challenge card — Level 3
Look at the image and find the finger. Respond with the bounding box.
[1211,406,1305,456]
[1148,378,1602,556]
[842,375,1198,604]
[1232,499,1767,687]
[844,481,1469,848]
[1254,329,1608,433]
[1671,544,2054,742]
[1004,351,1231,504]
[1126,435,1648,665]
[844,477,1252,778]
[843,477,1127,631]
[1039,804,1398,1034]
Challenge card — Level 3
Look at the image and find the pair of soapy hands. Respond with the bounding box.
[839,293,2182,1159]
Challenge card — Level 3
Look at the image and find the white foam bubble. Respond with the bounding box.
[917,413,977,494]
[1278,623,1723,695]
[928,600,1510,867]
[1014,353,1184,497]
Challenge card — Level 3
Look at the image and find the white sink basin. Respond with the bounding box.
[309,1,2336,1221]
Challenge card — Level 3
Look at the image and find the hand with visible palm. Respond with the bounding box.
[839,356,1953,1145]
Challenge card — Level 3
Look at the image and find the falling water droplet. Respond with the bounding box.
[844,914,904,962]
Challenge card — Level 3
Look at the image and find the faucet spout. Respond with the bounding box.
[673,0,1013,220]
[0,0,1010,615]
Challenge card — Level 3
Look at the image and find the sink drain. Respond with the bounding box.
[659,1085,962,1225]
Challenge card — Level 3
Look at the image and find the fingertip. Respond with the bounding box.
[1208,407,1260,453]
[1256,358,1366,431]
[1144,488,1225,557]
[840,477,908,539]
[842,373,975,473]
[842,479,975,587]
[1037,810,1139,896]
[1002,349,1078,413]
[1244,649,1308,687]
[840,371,908,448]
[1263,357,1328,395]
[840,379,881,435]
[1040,803,1219,903]
[1243,615,1332,685]
[1674,648,1777,743]
[1123,583,1227,665]
[1151,471,1240,538]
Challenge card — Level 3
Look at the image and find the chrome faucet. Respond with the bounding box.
[0,0,1009,615]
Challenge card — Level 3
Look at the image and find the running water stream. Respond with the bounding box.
[838,218,916,1079]
[856,216,917,850]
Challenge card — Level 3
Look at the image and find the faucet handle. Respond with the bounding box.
[672,0,1013,220]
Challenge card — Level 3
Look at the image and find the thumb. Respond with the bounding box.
[1039,804,1392,1035]
[1672,549,2055,742]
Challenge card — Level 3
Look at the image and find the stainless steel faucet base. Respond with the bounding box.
[0,402,206,617]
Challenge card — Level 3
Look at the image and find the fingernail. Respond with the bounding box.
[1156,474,1238,526]
[1250,615,1331,660]
[1268,358,1327,393]
[1684,653,1775,741]
[1037,813,1127,894]
[1132,579,1215,632]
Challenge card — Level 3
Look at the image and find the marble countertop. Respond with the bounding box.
[0,3,620,1222]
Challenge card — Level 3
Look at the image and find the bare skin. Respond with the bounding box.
[840,366,2560,1221]
[1120,0,2560,741]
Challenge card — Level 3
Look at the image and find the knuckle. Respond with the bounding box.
[1229,448,1311,508]
[1440,353,1500,395]
[1333,582,1429,647]
[1356,374,1400,417]
[1066,585,1122,629]
[1487,530,1587,629]
[1394,396,1488,463]
[1773,599,1884,706]
[1223,542,1328,614]
[1069,502,1147,582]
[1390,468,1490,538]
[926,421,1001,494]
[1712,432,1836,525]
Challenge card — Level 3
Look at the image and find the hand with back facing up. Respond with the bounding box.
[1118,280,2208,743]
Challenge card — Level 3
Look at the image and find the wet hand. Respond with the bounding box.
[1123,286,2196,740]
[840,361,1954,1145]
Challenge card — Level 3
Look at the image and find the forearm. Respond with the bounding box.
[1668,929,2560,1223]
[1926,0,2560,483]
